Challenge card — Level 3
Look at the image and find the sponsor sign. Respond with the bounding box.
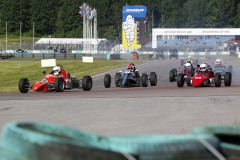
[122,6,147,49]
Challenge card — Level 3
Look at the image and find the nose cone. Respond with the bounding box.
[33,82,45,91]
[191,77,203,86]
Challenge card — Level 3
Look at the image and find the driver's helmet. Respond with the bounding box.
[185,62,191,69]
[53,66,61,76]
[128,63,135,71]
[215,58,222,64]
[200,63,207,72]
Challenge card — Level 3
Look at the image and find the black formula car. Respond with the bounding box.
[104,70,157,88]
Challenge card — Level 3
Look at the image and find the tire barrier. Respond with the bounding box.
[1,122,239,160]
[191,125,240,160]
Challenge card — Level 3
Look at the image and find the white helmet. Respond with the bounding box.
[53,66,61,76]
[200,63,207,72]
[185,62,191,68]
[215,58,222,64]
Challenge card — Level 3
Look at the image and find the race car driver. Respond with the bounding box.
[52,66,61,76]
[127,63,139,78]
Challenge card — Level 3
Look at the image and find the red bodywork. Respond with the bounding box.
[190,70,215,87]
[32,68,70,91]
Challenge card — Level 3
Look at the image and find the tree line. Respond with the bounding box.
[0,0,239,40]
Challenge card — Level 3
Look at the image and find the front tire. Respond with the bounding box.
[224,72,232,86]
[141,73,148,87]
[150,72,157,86]
[82,76,93,91]
[169,70,174,82]
[177,73,184,87]
[104,74,111,88]
[54,77,65,92]
[19,78,30,93]
[214,73,222,87]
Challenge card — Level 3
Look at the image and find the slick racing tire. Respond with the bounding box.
[82,76,93,91]
[187,71,193,86]
[180,59,184,66]
[19,78,30,93]
[214,73,222,87]
[104,74,111,88]
[141,73,148,87]
[169,70,175,82]
[115,73,122,87]
[228,65,232,73]
[177,73,184,87]
[224,72,232,86]
[54,77,65,92]
[150,72,157,86]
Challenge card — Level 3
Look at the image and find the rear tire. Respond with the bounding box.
[115,73,122,87]
[150,72,157,86]
[169,70,174,82]
[214,73,221,87]
[177,73,184,87]
[82,76,93,91]
[54,77,65,92]
[224,72,232,86]
[19,78,29,93]
[104,74,111,88]
[141,73,148,87]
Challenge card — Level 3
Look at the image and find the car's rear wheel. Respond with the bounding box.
[115,73,122,87]
[214,73,222,87]
[104,74,111,88]
[54,77,65,92]
[224,72,232,86]
[141,73,148,87]
[177,73,184,87]
[19,78,30,93]
[150,72,157,86]
[82,76,92,91]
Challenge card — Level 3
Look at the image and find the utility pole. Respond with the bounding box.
[20,21,22,49]
[6,21,7,51]
[33,22,34,52]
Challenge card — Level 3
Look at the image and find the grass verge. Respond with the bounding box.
[0,58,142,93]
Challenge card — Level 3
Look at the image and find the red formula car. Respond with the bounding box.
[19,64,92,93]
[177,63,232,87]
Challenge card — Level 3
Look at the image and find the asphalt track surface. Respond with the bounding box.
[1,56,240,136]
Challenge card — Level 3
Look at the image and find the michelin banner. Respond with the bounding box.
[122,6,147,49]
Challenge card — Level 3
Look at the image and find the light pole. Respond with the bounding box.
[49,35,51,50]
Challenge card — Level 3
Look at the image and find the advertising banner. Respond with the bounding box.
[122,6,147,49]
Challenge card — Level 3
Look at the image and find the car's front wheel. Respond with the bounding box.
[19,78,30,93]
[104,74,111,88]
[54,77,65,92]
[224,72,232,86]
[177,73,184,87]
[82,76,93,91]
